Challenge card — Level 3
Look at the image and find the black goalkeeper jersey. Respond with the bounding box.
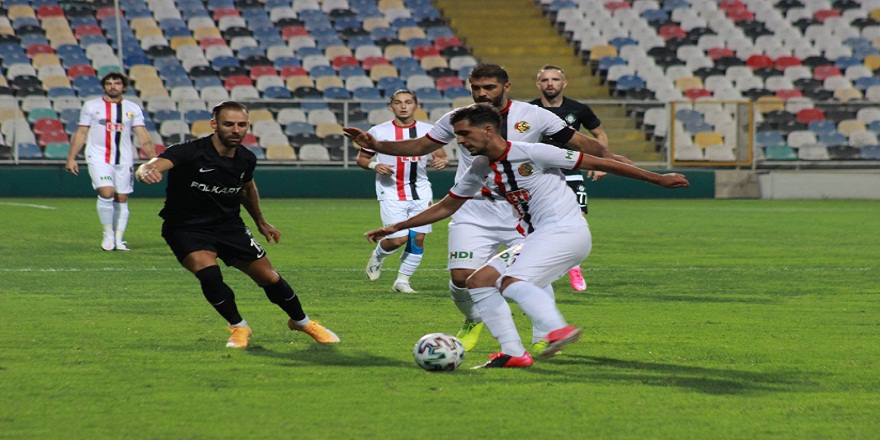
[529,97,602,177]
[157,135,256,227]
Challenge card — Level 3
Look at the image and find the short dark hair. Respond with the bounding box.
[468,63,509,84]
[100,72,129,89]
[450,103,501,132]
[389,89,418,104]
[211,101,249,120]
[537,65,566,80]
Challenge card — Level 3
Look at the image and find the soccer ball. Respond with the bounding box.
[413,333,466,371]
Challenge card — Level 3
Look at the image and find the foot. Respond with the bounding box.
[226,325,251,348]
[101,233,114,251]
[473,351,534,369]
[288,319,340,343]
[392,281,416,293]
[568,267,586,291]
[455,320,484,351]
[114,241,130,251]
[365,252,383,281]
[535,325,581,360]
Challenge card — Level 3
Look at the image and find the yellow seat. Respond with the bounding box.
[130,17,159,31]
[8,5,37,19]
[170,36,198,50]
[49,34,78,48]
[420,56,448,71]
[191,120,213,136]
[134,76,165,90]
[833,87,863,102]
[285,76,314,90]
[324,45,353,60]
[588,45,618,63]
[0,25,14,36]
[870,8,880,23]
[837,118,867,136]
[674,76,704,92]
[383,44,412,61]
[129,65,159,81]
[41,75,72,89]
[378,0,405,11]
[31,54,62,69]
[193,26,222,40]
[693,131,724,149]
[362,17,390,32]
[315,122,344,138]
[414,108,429,122]
[266,145,297,161]
[756,96,784,113]
[864,54,880,71]
[249,109,274,123]
[369,64,398,81]
[398,27,426,42]
[315,76,344,91]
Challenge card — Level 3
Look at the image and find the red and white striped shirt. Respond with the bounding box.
[78,98,146,165]
[363,120,434,201]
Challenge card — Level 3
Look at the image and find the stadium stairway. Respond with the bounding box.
[434,0,660,161]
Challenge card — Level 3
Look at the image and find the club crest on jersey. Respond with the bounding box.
[126,111,134,119]
[514,121,531,133]
[518,163,534,176]
[565,114,576,125]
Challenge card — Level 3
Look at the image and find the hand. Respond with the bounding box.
[586,170,606,181]
[258,221,281,243]
[343,127,379,150]
[65,159,79,175]
[658,173,689,188]
[373,163,393,175]
[431,156,449,170]
[136,166,163,184]
[364,225,398,243]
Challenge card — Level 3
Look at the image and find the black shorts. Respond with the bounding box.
[566,179,589,214]
[162,221,266,265]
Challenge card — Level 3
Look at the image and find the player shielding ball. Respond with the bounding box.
[364,104,688,368]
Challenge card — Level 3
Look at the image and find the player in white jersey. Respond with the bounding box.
[364,104,689,368]
[357,89,449,293]
[65,73,155,251]
[345,64,631,351]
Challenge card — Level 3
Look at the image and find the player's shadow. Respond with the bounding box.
[531,355,808,396]
[245,344,412,368]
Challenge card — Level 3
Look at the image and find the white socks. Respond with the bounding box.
[450,280,481,322]
[113,201,129,244]
[502,281,566,344]
[469,286,526,357]
[97,196,114,232]
[398,251,422,277]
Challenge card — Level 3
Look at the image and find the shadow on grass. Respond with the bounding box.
[245,344,412,368]
[535,355,808,395]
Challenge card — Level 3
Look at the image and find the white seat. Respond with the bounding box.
[784,97,814,114]
[764,76,794,92]
[849,130,878,148]
[787,130,818,148]
[368,108,394,125]
[277,108,307,124]
[200,86,229,104]
[306,109,338,125]
[298,144,330,161]
[345,76,375,92]
[256,76,285,91]
[798,144,830,160]
[230,86,260,100]
[704,145,736,161]
[159,120,189,137]
[856,107,880,124]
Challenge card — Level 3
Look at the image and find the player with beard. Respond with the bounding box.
[345,64,631,353]
[530,65,610,292]
[136,101,339,349]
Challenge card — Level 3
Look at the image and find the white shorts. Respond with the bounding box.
[487,222,592,288]
[447,221,524,270]
[87,161,134,194]
[379,199,432,239]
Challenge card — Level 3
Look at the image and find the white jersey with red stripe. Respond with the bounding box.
[78,97,146,165]
[426,100,572,229]
[450,141,586,234]
[364,120,434,201]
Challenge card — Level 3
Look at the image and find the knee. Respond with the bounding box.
[195,265,232,304]
[450,269,471,288]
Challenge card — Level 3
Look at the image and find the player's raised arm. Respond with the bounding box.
[344,126,443,157]
[135,157,173,184]
[364,194,466,242]
[577,154,689,188]
[564,130,632,164]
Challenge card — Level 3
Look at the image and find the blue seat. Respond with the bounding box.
[238,46,265,59]
[835,56,862,70]
[300,101,329,111]
[308,65,337,79]
[153,110,183,123]
[273,57,301,69]
[675,109,703,124]
[614,74,646,96]
[184,110,212,123]
[406,38,433,51]
[377,77,406,96]
[17,143,42,160]
[159,65,189,80]
[323,86,351,100]
[263,86,292,98]
[72,76,102,90]
[640,8,669,23]
[414,87,442,100]
[392,57,421,70]
[338,65,367,80]
[425,27,455,40]
[807,120,837,135]
[123,53,151,68]
[390,17,418,29]
[854,77,880,91]
[284,121,316,136]
[296,47,323,58]
[211,56,240,69]
[610,36,638,50]
[246,146,266,160]
[60,108,82,123]
[370,27,397,40]
[859,144,880,159]
[48,87,77,98]
[818,132,848,147]
[348,36,375,49]
[867,120,880,134]
[398,64,427,79]
[443,86,470,99]
[194,76,223,89]
[598,56,627,73]
[352,86,383,101]
[77,85,104,98]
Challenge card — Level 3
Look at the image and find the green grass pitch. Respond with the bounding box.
[1,197,878,439]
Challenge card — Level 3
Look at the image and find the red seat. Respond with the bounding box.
[658,25,686,41]
[774,56,802,71]
[604,1,631,12]
[726,8,755,22]
[412,46,440,60]
[249,65,278,80]
[796,108,825,124]
[38,131,70,147]
[200,37,227,49]
[814,9,841,22]
[37,5,65,19]
[775,89,803,100]
[27,44,55,58]
[67,65,97,80]
[718,0,746,12]
[281,26,309,40]
[683,88,713,101]
[813,65,842,80]
[279,65,308,79]
[707,47,735,60]
[331,55,360,70]
[212,8,240,20]
[435,76,464,92]
[433,36,462,51]
[746,54,773,70]
[141,144,166,159]
[75,25,103,39]
[242,133,258,147]
[96,7,121,20]
[224,75,252,90]
[361,56,390,70]
[33,118,64,135]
